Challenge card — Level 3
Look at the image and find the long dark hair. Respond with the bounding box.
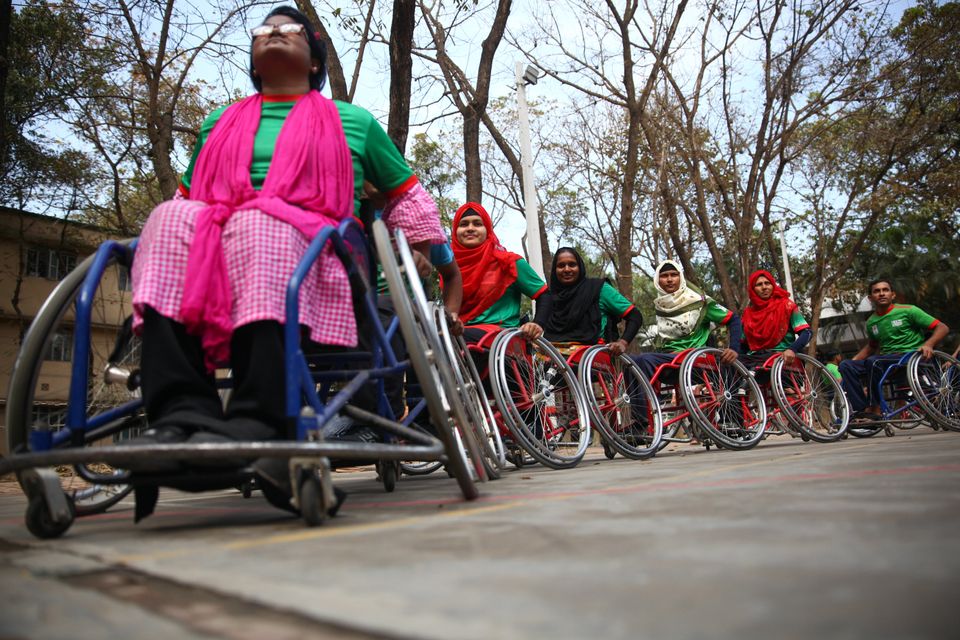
[249,5,328,92]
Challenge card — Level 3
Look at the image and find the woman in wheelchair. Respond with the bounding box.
[739,270,811,371]
[538,247,643,354]
[452,202,547,344]
[127,7,445,504]
[633,261,741,378]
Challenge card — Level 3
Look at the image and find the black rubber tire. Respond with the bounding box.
[679,348,767,451]
[25,494,75,540]
[490,331,591,469]
[578,346,663,460]
[908,351,960,432]
[299,473,326,527]
[374,222,478,500]
[771,353,850,442]
[6,241,138,516]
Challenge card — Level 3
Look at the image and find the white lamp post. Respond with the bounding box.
[516,62,544,280]
[778,220,794,298]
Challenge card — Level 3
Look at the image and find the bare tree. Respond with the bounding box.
[417,0,513,202]
[514,0,688,297]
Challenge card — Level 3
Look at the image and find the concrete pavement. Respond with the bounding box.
[1,428,959,639]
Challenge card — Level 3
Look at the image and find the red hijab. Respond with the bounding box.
[742,269,797,351]
[451,202,521,322]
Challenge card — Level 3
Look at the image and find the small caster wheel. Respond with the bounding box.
[25,494,75,539]
[299,473,326,527]
[509,449,524,469]
[378,462,398,492]
[602,441,616,460]
[800,433,811,442]
[884,426,896,438]
[240,479,255,499]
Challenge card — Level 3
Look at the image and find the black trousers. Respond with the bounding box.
[140,306,284,440]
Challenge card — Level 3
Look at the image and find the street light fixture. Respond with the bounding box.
[515,62,544,280]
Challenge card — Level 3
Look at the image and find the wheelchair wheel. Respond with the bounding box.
[771,353,850,442]
[400,460,444,476]
[847,414,884,437]
[6,242,138,516]
[679,348,767,450]
[908,351,960,432]
[393,233,490,484]
[374,222,478,499]
[434,308,506,478]
[578,345,663,460]
[489,330,591,469]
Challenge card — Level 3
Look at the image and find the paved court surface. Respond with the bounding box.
[2,428,959,640]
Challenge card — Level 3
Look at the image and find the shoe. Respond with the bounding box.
[183,430,251,469]
[322,416,383,444]
[117,424,192,472]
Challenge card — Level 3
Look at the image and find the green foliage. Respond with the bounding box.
[1,0,113,207]
[407,132,464,228]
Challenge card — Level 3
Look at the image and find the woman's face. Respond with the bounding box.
[658,269,681,294]
[456,214,488,248]
[251,15,313,82]
[555,252,580,285]
[753,275,774,300]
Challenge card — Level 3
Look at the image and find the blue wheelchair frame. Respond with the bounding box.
[874,352,923,423]
[1,218,473,535]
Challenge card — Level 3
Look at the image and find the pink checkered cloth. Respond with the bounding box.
[131,180,444,352]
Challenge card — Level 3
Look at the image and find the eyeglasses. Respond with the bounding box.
[250,23,306,38]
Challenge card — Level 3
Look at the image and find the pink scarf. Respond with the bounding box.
[181,91,354,370]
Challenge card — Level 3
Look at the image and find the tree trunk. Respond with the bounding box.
[296,0,348,101]
[387,0,415,152]
[0,0,11,172]
[462,110,482,201]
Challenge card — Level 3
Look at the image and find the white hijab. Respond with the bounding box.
[653,261,707,340]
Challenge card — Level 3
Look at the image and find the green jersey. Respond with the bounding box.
[180,98,414,215]
[745,309,810,354]
[467,259,547,328]
[824,362,842,381]
[598,282,635,337]
[866,304,940,354]
[663,299,734,352]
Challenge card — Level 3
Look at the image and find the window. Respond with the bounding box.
[117,266,132,292]
[44,330,73,362]
[31,406,67,431]
[25,247,78,281]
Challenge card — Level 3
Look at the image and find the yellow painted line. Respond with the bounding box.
[117,440,880,562]
[117,500,526,562]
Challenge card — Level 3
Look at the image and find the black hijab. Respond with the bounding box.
[543,247,607,343]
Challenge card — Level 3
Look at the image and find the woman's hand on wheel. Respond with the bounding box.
[447,312,464,336]
[782,349,797,366]
[519,322,543,340]
[720,348,738,365]
[607,339,629,356]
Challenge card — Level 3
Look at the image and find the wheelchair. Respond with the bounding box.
[646,348,768,451]
[847,350,960,437]
[744,352,850,443]
[552,344,664,460]
[460,325,591,470]
[2,218,486,538]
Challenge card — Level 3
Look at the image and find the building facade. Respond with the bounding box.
[0,208,132,456]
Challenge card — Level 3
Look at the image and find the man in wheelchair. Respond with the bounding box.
[126,6,447,512]
[839,279,949,417]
